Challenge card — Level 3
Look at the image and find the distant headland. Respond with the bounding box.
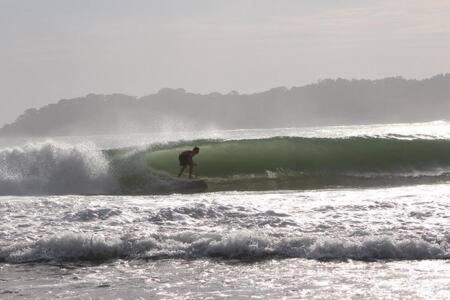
[1,74,450,137]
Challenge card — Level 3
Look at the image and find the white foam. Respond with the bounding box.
[1,232,447,263]
[0,141,209,195]
[0,141,117,195]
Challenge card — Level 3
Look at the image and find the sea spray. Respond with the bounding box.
[0,141,117,195]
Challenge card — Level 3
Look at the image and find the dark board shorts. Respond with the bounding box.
[179,154,191,166]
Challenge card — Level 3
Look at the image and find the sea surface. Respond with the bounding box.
[0,121,449,299]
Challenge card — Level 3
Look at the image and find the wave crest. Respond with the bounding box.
[1,232,448,263]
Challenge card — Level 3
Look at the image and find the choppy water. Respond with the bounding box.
[1,122,450,299]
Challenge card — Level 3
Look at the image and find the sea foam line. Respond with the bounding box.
[1,232,448,263]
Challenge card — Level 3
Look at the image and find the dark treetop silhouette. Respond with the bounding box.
[1,74,450,137]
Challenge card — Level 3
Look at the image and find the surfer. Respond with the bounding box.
[178,146,200,178]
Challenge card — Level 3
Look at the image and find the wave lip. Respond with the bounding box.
[1,232,448,263]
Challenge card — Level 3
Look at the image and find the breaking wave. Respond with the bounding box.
[1,232,448,263]
[0,142,117,195]
[0,142,206,195]
[2,136,450,195]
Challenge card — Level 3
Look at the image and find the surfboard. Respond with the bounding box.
[174,177,208,193]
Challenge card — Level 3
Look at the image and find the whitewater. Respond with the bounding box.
[0,121,449,299]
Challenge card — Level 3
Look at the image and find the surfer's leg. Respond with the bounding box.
[189,165,194,178]
[178,166,186,177]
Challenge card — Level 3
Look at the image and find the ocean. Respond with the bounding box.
[0,121,449,299]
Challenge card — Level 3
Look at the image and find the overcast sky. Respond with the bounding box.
[1,0,450,126]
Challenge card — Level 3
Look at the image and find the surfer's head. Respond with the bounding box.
[193,146,200,154]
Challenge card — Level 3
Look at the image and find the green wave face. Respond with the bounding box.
[147,138,308,177]
[135,137,450,191]
[146,137,450,176]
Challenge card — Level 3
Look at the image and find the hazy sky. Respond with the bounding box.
[1,0,450,126]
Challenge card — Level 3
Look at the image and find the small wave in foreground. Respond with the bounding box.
[1,232,448,263]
